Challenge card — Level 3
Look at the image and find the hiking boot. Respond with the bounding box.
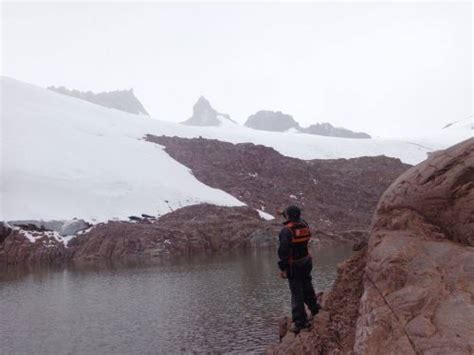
[309,304,322,322]
[289,322,311,334]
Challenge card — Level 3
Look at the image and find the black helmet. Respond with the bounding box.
[284,205,301,221]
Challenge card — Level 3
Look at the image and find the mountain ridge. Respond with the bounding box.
[48,85,150,116]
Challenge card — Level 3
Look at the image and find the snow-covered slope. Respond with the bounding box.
[1,77,471,222]
[1,77,244,222]
[442,116,473,130]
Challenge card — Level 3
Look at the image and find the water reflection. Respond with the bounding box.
[0,246,351,353]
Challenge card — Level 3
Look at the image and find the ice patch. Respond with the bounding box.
[16,227,77,247]
[257,209,274,220]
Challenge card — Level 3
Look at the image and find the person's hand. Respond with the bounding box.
[280,271,287,279]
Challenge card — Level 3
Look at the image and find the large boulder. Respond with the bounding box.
[355,137,474,354]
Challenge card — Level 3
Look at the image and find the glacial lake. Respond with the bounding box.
[0,247,352,354]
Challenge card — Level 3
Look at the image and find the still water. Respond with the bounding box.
[0,247,351,354]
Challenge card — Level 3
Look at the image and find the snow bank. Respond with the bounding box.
[1,76,471,222]
[257,210,275,221]
[1,77,244,222]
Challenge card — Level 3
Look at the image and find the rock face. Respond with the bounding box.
[0,205,273,265]
[244,110,300,131]
[48,86,149,115]
[182,96,236,126]
[147,135,409,233]
[71,204,266,262]
[355,137,474,354]
[268,137,474,354]
[301,122,371,139]
[0,222,13,244]
[0,228,72,264]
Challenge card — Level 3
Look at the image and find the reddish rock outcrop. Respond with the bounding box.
[71,204,267,262]
[146,135,409,232]
[0,229,72,264]
[268,138,474,354]
[0,205,275,265]
[1,205,368,265]
[355,137,474,354]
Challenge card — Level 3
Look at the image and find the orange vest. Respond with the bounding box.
[286,222,311,245]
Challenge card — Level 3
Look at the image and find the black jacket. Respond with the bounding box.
[277,219,310,271]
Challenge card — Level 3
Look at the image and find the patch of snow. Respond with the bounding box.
[289,194,298,200]
[77,227,93,235]
[61,235,76,247]
[257,209,274,220]
[2,77,244,222]
[285,127,300,134]
[248,172,258,178]
[442,116,473,130]
[216,114,237,128]
[17,228,72,246]
[18,229,42,243]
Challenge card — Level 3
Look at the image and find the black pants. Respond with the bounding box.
[288,256,319,327]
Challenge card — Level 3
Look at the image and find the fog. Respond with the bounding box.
[1,1,472,137]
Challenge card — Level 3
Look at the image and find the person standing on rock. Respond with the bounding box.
[278,205,321,333]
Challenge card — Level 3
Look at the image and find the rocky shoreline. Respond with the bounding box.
[268,138,474,354]
[0,204,368,265]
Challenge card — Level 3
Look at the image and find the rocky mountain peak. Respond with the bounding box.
[301,122,371,139]
[182,96,236,126]
[244,110,300,132]
[48,86,149,115]
[244,110,371,138]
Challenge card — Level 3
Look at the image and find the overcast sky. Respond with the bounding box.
[1,1,472,137]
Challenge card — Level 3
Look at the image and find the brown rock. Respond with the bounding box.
[71,204,268,262]
[146,135,409,233]
[0,205,268,265]
[268,138,474,354]
[0,229,71,264]
[355,138,474,354]
[0,222,12,244]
